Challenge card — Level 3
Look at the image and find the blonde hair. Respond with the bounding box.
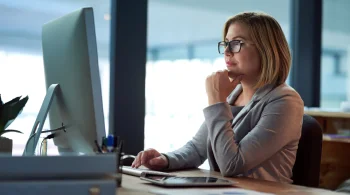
[223,12,291,89]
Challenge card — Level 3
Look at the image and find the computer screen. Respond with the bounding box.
[23,7,106,155]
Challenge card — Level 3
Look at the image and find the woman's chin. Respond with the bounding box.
[227,70,242,78]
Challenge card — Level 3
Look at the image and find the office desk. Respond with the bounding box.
[304,110,350,134]
[118,169,346,195]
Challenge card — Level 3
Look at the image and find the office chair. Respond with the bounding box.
[292,114,323,187]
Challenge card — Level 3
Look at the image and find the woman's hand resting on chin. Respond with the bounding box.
[205,70,243,105]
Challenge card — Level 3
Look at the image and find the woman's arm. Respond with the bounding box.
[164,122,208,170]
[204,93,303,176]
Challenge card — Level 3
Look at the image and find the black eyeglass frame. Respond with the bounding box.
[217,40,244,54]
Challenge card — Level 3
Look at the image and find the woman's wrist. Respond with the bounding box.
[208,96,226,106]
[160,153,170,169]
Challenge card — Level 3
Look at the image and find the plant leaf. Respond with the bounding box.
[0,94,3,130]
[0,95,22,130]
[0,129,23,137]
[3,96,21,107]
[0,94,3,106]
[4,96,29,129]
[0,96,29,131]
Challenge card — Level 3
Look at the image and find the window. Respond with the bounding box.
[321,0,350,109]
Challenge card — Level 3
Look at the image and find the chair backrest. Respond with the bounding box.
[292,114,323,187]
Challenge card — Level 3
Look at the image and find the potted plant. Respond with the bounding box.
[0,95,29,154]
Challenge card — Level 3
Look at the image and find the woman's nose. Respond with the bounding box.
[224,46,233,56]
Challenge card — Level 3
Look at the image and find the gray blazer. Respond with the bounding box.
[164,83,304,183]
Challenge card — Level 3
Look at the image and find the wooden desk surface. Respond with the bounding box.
[117,169,346,195]
[304,110,350,119]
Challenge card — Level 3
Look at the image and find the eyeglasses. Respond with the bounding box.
[218,40,244,54]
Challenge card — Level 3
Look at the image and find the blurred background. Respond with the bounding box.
[0,0,349,169]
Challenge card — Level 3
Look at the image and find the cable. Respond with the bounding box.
[39,133,56,156]
[24,125,67,155]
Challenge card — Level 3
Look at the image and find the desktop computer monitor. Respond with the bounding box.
[23,7,106,155]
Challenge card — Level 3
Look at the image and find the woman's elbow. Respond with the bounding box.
[220,169,234,177]
[219,167,243,177]
[218,161,245,177]
[216,151,246,177]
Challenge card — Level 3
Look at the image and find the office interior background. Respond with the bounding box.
[0,0,349,169]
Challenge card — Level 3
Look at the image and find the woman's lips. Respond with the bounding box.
[226,61,235,67]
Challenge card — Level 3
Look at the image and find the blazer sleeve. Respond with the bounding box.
[203,93,304,177]
[163,121,208,170]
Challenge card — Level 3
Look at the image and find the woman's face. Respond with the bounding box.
[224,22,260,83]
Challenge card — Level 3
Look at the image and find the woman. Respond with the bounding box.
[131,12,304,183]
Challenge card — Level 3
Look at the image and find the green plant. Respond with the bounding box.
[0,94,29,137]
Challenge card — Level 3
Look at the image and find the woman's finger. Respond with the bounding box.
[134,151,143,168]
[141,150,149,164]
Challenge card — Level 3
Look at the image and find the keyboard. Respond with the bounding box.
[121,166,176,177]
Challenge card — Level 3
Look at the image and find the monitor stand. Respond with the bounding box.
[23,84,60,156]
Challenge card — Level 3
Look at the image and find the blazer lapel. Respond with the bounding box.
[230,84,276,127]
[231,100,255,127]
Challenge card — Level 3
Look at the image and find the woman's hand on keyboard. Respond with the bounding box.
[131,148,168,170]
